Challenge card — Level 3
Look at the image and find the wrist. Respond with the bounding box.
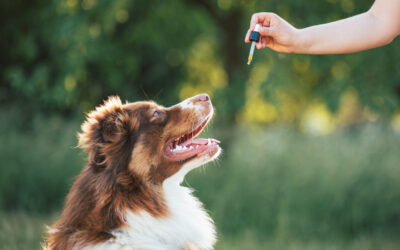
[291,28,312,54]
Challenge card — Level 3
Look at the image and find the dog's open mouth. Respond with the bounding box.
[164,116,220,162]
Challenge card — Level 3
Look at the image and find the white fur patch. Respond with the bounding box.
[176,97,204,114]
[46,226,59,234]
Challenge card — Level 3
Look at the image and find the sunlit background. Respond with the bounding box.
[1,0,400,249]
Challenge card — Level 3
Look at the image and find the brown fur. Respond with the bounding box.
[46,96,211,249]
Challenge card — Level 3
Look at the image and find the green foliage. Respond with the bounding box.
[1,0,399,118]
[0,0,209,110]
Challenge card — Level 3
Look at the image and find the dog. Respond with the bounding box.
[45,94,221,250]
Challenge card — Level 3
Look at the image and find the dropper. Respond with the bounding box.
[247,24,261,65]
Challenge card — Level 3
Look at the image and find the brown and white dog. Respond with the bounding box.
[46,94,221,250]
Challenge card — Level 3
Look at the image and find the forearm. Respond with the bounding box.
[295,11,399,54]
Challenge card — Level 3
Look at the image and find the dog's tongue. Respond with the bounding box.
[166,138,220,161]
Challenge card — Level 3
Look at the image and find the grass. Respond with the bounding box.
[0,213,399,250]
[0,110,83,212]
[217,233,400,250]
[0,212,53,250]
[1,109,400,249]
[188,124,400,241]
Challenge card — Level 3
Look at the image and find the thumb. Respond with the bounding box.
[258,26,276,37]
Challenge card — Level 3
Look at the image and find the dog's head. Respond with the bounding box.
[78,94,221,184]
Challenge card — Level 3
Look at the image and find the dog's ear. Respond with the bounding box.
[78,96,137,168]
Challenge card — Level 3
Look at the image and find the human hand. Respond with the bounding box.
[245,12,300,53]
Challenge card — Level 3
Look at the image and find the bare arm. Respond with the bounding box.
[298,0,400,54]
[245,0,400,54]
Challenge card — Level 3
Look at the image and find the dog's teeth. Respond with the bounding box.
[189,146,193,149]
[175,145,190,151]
[207,138,211,145]
[196,145,199,148]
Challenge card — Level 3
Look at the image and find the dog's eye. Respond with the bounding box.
[150,109,166,124]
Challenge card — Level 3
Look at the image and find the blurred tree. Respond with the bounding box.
[0,0,399,123]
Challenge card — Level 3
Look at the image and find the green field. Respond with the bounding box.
[1,114,399,249]
[1,213,399,250]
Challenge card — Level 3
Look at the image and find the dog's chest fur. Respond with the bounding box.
[83,180,216,250]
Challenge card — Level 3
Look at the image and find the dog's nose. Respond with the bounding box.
[193,93,210,103]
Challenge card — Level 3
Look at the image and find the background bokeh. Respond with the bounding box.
[1,0,400,249]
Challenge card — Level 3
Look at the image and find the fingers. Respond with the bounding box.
[258,26,276,37]
[256,37,267,49]
[246,12,277,43]
[249,13,260,31]
[265,37,272,48]
[244,29,251,43]
[261,37,267,49]
[246,26,276,46]
[250,12,276,30]
[250,12,271,30]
